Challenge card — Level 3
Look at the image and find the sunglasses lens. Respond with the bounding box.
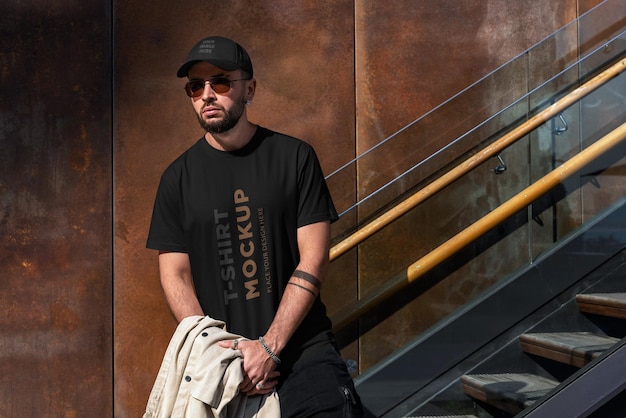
[185,80,205,97]
[210,78,231,94]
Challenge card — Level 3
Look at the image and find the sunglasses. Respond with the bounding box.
[184,77,250,97]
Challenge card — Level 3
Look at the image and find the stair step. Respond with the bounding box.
[519,331,619,367]
[460,373,559,415]
[576,292,626,319]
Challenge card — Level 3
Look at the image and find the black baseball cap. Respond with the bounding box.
[176,36,254,78]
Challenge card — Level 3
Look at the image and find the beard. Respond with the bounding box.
[196,97,246,134]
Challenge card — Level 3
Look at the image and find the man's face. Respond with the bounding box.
[187,62,253,134]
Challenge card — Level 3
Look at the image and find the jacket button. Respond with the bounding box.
[185,376,191,382]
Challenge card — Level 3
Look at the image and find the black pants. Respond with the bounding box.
[278,340,364,417]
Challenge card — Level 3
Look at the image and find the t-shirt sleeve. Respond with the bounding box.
[146,167,188,253]
[296,144,339,227]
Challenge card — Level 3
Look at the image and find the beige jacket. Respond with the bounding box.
[143,315,280,418]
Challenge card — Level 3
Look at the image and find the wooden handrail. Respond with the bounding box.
[330,57,626,262]
[332,122,626,332]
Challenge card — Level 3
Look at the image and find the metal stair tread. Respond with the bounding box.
[461,373,559,415]
[576,293,626,319]
[519,331,618,367]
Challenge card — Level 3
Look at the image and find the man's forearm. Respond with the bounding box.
[261,265,325,357]
[260,221,331,356]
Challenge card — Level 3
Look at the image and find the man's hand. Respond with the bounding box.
[218,339,280,395]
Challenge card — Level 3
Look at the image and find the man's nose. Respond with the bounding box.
[201,82,217,101]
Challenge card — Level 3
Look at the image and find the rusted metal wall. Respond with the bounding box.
[0,0,606,416]
[0,1,113,417]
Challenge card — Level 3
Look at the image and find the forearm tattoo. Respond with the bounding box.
[292,269,322,289]
[287,281,317,297]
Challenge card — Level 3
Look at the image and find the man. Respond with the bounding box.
[147,36,363,417]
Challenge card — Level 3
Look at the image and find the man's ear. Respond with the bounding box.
[246,78,257,101]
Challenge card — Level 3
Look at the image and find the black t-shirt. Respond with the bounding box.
[147,126,338,358]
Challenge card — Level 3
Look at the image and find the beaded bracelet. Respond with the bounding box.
[259,336,281,364]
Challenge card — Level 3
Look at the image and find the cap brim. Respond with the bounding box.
[176,59,241,78]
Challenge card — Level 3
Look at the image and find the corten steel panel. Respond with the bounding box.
[0,2,112,417]
[113,1,355,416]
[580,0,608,14]
[353,0,582,369]
[354,0,580,202]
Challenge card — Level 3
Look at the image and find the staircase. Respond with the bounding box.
[354,200,626,418]
[457,294,625,416]
[411,289,626,417]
